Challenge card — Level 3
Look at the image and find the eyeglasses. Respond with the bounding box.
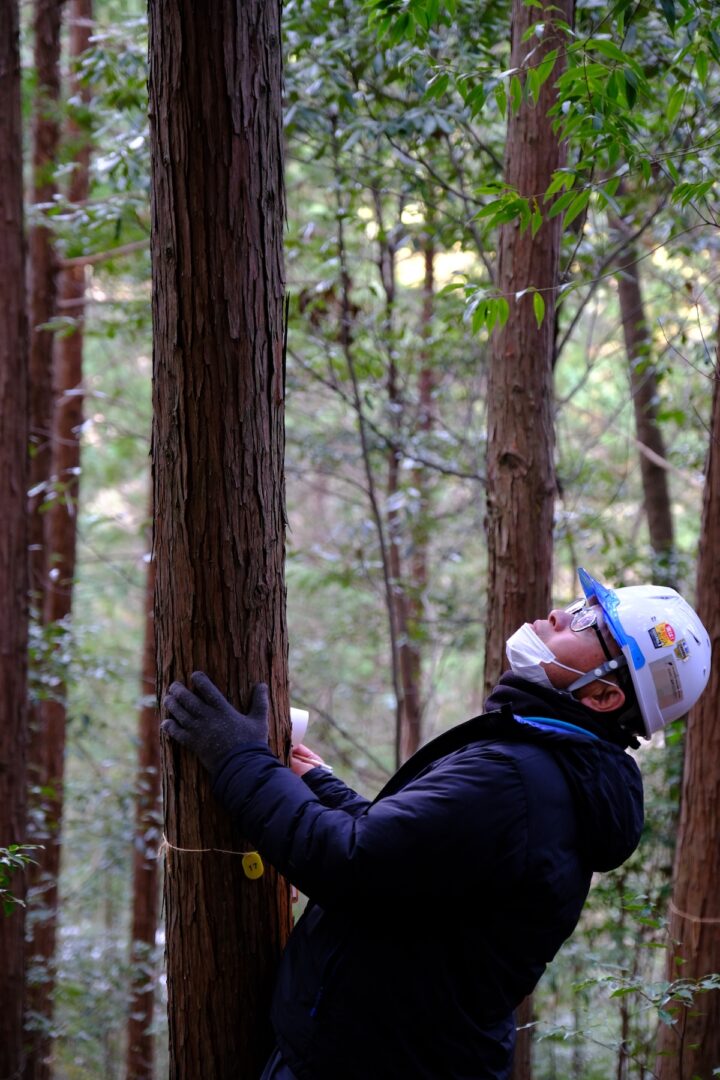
[565,599,614,661]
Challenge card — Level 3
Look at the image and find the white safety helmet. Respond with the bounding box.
[574,567,711,737]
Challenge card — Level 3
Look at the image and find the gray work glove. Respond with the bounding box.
[161,671,269,775]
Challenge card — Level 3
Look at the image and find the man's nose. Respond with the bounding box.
[548,608,572,630]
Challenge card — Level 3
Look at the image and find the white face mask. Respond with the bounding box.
[505,622,617,691]
[505,623,557,687]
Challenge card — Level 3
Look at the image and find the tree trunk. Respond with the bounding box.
[373,195,425,764]
[28,0,64,609]
[484,3,574,1075]
[149,3,292,1076]
[126,531,161,1080]
[24,5,92,1077]
[402,232,436,760]
[0,1,29,1075]
[655,327,720,1079]
[615,240,676,586]
[484,0,572,697]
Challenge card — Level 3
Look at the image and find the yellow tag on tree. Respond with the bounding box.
[242,852,264,880]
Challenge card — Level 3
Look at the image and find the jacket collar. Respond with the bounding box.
[484,672,637,749]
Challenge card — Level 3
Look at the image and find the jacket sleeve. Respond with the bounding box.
[301,767,371,817]
[212,742,528,908]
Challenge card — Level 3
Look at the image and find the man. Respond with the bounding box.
[162,568,711,1080]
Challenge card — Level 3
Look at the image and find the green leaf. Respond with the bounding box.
[424,72,449,101]
[387,12,413,45]
[696,50,708,85]
[494,82,507,118]
[533,291,545,328]
[588,39,627,65]
[472,300,488,334]
[606,71,618,101]
[624,67,638,108]
[535,48,558,92]
[544,171,575,199]
[466,85,487,116]
[546,188,577,218]
[531,200,543,238]
[659,0,676,32]
[497,297,510,326]
[667,84,685,123]
[486,298,499,334]
[563,188,590,228]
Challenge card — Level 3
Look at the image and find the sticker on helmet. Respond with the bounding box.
[648,622,676,649]
[650,657,683,709]
[674,639,690,662]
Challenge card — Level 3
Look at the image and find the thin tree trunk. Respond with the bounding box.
[402,232,436,760]
[149,3,292,1076]
[484,3,575,1075]
[615,236,676,586]
[331,137,404,771]
[126,527,160,1080]
[372,193,425,764]
[25,6,92,1077]
[656,324,720,1079]
[28,0,64,608]
[0,2,29,1075]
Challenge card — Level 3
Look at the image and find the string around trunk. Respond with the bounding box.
[669,899,720,925]
[159,834,265,878]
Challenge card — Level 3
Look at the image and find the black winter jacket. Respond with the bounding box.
[212,678,644,1080]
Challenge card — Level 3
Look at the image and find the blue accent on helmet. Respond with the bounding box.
[577,567,646,671]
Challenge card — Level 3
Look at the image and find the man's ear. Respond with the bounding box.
[578,680,626,714]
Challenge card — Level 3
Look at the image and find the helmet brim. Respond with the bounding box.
[577,567,647,672]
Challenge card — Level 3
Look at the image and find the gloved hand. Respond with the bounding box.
[161,671,269,774]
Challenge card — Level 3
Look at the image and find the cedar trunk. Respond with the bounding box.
[28,0,63,606]
[484,3,574,1075]
[616,247,676,585]
[126,538,161,1080]
[25,6,92,1077]
[655,339,720,1078]
[484,0,572,695]
[0,2,29,1075]
[149,2,292,1077]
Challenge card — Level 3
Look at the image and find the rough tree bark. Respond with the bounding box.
[126,529,161,1080]
[26,0,64,924]
[149,2,292,1076]
[0,2,29,1076]
[614,232,676,586]
[655,330,720,1079]
[484,3,575,1076]
[28,0,64,607]
[24,5,92,1077]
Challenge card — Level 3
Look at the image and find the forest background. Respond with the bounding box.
[2,0,720,1077]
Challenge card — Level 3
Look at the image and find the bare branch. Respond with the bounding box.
[60,239,148,268]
